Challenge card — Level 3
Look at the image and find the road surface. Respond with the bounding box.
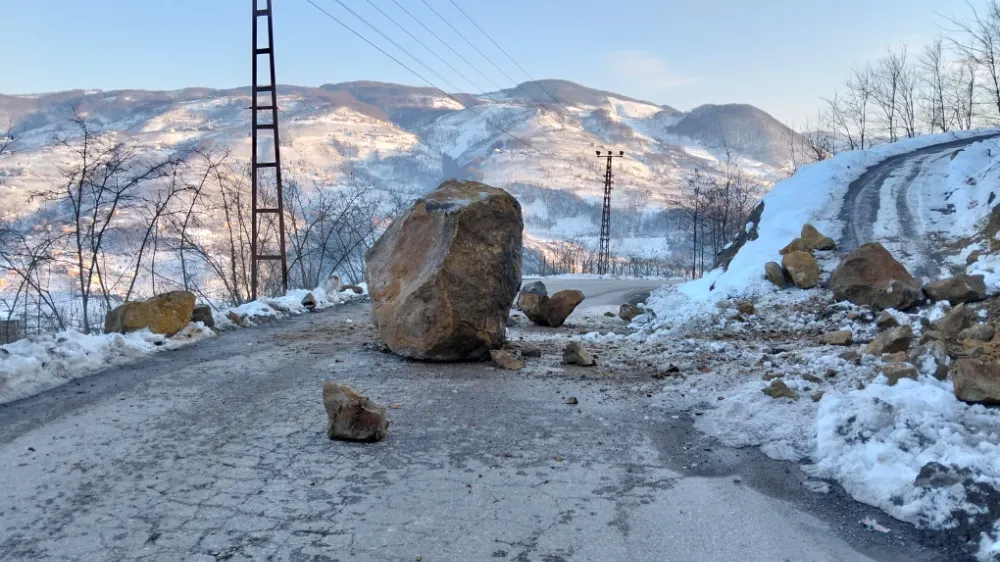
[838,133,1000,278]
[0,299,972,561]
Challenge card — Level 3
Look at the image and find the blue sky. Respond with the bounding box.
[2,0,972,123]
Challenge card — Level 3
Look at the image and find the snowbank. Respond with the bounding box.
[0,286,364,405]
[0,324,213,405]
[644,129,1000,329]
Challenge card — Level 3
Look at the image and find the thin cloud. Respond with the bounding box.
[605,49,697,91]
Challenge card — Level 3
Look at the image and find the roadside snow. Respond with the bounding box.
[0,287,363,405]
[0,325,212,405]
[638,131,1000,561]
[644,129,1000,330]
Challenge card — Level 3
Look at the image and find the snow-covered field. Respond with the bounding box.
[631,131,1000,559]
[0,286,365,405]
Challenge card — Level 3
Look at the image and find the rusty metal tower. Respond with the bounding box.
[595,150,623,275]
[251,0,288,299]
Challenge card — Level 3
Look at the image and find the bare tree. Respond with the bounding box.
[950,0,1000,118]
[873,48,908,142]
[921,38,952,132]
[37,110,180,333]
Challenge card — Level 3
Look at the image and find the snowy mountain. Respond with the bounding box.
[0,80,805,261]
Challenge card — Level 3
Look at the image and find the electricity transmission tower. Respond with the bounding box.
[595,150,624,275]
[250,0,288,299]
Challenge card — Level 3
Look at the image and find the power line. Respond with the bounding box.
[303,0,534,149]
[390,0,512,101]
[363,0,505,107]
[417,0,553,108]
[445,0,570,111]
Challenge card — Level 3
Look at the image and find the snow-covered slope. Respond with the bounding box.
[0,80,805,258]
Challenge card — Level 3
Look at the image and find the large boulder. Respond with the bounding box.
[801,224,837,251]
[104,290,196,337]
[923,274,987,305]
[322,382,388,442]
[951,359,1000,404]
[781,251,819,289]
[365,180,522,361]
[829,243,922,310]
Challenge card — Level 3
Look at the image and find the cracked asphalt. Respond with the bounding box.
[0,302,975,561]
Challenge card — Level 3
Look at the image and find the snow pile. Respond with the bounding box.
[0,323,213,405]
[0,286,365,405]
[643,129,1000,331]
[806,378,1000,530]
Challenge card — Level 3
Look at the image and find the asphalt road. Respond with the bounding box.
[0,301,973,562]
[838,132,1000,278]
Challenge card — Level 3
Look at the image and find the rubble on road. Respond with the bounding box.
[322,382,389,442]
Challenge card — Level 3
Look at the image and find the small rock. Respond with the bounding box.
[924,274,987,305]
[875,311,899,331]
[762,379,798,400]
[301,292,318,312]
[764,261,787,288]
[562,342,596,367]
[322,382,389,442]
[521,346,543,358]
[604,311,616,318]
[967,250,982,265]
[801,224,837,251]
[959,323,995,342]
[227,310,247,327]
[490,349,525,371]
[520,280,547,296]
[825,369,838,379]
[882,351,909,362]
[811,391,825,402]
[566,396,578,405]
[191,304,215,328]
[910,341,951,381]
[820,330,853,346]
[802,374,823,384]
[933,303,971,336]
[619,303,643,322]
[837,350,860,362]
[914,462,967,489]
[865,325,913,356]
[879,362,918,386]
[779,237,811,255]
[919,330,946,345]
[951,358,1000,404]
[507,316,519,327]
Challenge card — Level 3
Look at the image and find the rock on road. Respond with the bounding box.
[0,299,972,562]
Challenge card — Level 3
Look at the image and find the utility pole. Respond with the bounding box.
[250,0,288,300]
[595,150,624,276]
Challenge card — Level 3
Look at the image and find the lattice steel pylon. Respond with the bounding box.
[250,0,288,299]
[595,150,624,275]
